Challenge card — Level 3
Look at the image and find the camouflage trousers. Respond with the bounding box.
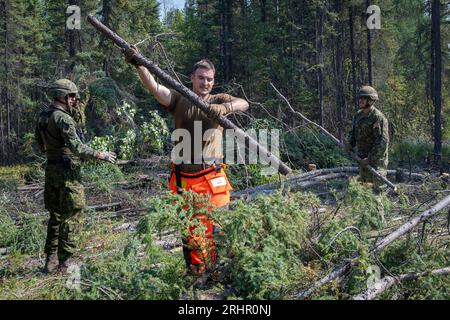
[358,162,388,194]
[44,163,85,261]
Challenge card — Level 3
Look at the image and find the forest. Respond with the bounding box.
[0,0,449,301]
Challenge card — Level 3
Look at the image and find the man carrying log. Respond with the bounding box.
[345,86,389,193]
[35,79,117,273]
[124,48,249,278]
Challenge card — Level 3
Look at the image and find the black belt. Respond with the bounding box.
[172,164,222,178]
[46,158,78,171]
[46,159,65,165]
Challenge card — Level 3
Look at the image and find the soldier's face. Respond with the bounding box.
[358,97,369,109]
[191,68,215,99]
[66,94,77,108]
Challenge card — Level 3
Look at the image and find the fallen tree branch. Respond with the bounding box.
[232,167,425,199]
[18,174,162,192]
[352,266,450,300]
[296,194,450,299]
[232,172,348,199]
[115,156,168,167]
[101,207,148,219]
[29,202,122,218]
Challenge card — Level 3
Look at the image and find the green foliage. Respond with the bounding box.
[390,137,450,164]
[78,236,188,300]
[23,163,45,184]
[344,182,392,233]
[0,193,18,248]
[0,165,29,190]
[215,192,317,299]
[88,93,169,160]
[13,213,46,254]
[81,162,124,193]
[0,205,46,255]
[226,164,280,191]
[90,136,115,153]
[284,129,351,169]
[138,190,318,299]
[316,181,391,264]
[139,110,170,155]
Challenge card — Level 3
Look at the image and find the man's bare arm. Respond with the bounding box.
[224,97,249,114]
[136,66,172,107]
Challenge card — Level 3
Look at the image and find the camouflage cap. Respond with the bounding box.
[358,86,378,101]
[49,79,78,99]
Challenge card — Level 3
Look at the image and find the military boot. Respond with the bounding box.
[44,253,59,273]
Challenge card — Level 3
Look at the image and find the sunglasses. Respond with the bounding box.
[67,93,77,99]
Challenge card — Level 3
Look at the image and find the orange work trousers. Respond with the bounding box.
[169,164,232,269]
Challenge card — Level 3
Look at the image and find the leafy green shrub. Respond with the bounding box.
[283,129,351,169]
[0,165,28,190]
[138,190,319,299]
[79,231,188,300]
[214,192,318,299]
[23,163,45,184]
[89,136,115,153]
[81,162,124,192]
[88,99,169,160]
[0,193,18,248]
[226,164,280,191]
[139,110,170,156]
[10,212,46,254]
[390,137,450,164]
[317,182,391,263]
[0,191,45,254]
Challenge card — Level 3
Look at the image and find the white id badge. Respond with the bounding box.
[210,177,227,188]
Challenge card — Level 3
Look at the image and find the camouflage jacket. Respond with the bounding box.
[35,102,97,162]
[348,107,389,167]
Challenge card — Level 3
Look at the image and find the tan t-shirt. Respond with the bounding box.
[167,89,234,164]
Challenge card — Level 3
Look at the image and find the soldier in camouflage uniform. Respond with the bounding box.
[35,79,117,273]
[345,86,389,193]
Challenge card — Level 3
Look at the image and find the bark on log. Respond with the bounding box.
[31,202,122,217]
[296,194,450,299]
[352,267,450,300]
[18,174,160,192]
[270,83,396,190]
[233,172,348,199]
[232,167,425,199]
[87,15,292,176]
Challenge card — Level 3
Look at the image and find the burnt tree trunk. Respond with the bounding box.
[366,0,373,85]
[334,0,346,142]
[220,0,232,83]
[349,5,358,110]
[431,0,442,161]
[317,2,324,126]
